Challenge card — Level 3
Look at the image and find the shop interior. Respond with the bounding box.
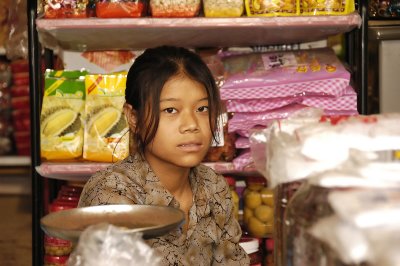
[1,0,400,265]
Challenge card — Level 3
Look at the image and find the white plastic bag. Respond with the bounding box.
[68,223,161,266]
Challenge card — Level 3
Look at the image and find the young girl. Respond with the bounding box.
[78,46,250,265]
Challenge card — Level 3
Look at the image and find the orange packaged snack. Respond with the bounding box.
[43,0,90,18]
[96,0,147,18]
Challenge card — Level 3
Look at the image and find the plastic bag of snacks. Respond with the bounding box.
[244,0,299,17]
[41,70,88,161]
[95,0,147,18]
[83,73,129,162]
[299,0,355,16]
[203,0,244,17]
[149,0,201,17]
[43,0,90,18]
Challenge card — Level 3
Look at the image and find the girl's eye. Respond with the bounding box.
[197,106,209,112]
[163,107,177,114]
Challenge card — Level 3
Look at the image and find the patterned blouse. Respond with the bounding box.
[78,153,250,266]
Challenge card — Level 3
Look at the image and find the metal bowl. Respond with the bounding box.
[41,204,185,242]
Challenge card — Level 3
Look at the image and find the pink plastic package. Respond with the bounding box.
[220,48,351,100]
[228,103,308,133]
[226,86,357,113]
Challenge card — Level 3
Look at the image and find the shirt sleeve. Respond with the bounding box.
[212,175,250,266]
[78,167,142,207]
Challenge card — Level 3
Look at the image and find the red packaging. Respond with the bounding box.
[44,235,73,256]
[10,85,30,97]
[10,60,29,73]
[96,0,146,18]
[44,0,89,18]
[14,131,30,143]
[12,72,30,86]
[12,109,30,131]
[43,255,69,266]
[49,200,78,213]
[11,96,30,110]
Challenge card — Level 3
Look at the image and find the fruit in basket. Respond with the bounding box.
[244,190,262,209]
[254,205,273,223]
[260,187,274,207]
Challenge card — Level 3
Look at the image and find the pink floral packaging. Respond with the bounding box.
[219,48,351,100]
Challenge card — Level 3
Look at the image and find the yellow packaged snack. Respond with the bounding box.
[83,73,129,162]
[245,0,299,17]
[299,0,355,15]
[203,0,244,17]
[40,69,87,161]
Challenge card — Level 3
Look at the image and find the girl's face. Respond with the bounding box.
[144,74,212,170]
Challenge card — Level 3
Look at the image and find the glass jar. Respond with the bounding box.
[243,176,274,238]
[239,237,262,266]
[273,180,303,266]
[225,176,239,221]
[284,182,354,266]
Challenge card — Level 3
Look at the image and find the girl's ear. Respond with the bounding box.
[123,103,137,131]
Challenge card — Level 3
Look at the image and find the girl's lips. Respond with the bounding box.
[177,143,203,152]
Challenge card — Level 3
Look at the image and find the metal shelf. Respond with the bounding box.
[35,161,260,181]
[0,156,30,167]
[36,13,361,51]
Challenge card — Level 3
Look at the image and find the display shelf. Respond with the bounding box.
[0,156,31,167]
[36,161,260,181]
[36,13,362,51]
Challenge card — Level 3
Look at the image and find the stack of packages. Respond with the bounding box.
[0,61,12,155]
[10,59,31,156]
[219,48,358,171]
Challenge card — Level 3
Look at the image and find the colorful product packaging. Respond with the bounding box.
[299,0,355,16]
[43,0,91,18]
[150,0,201,17]
[203,0,244,17]
[40,69,88,161]
[245,0,299,17]
[83,73,129,162]
[95,0,147,18]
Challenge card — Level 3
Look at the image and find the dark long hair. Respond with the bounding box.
[125,46,222,156]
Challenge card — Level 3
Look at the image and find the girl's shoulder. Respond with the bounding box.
[195,163,228,190]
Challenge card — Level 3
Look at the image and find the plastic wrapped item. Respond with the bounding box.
[369,0,400,18]
[204,113,236,162]
[219,48,351,101]
[43,0,90,18]
[244,0,298,17]
[96,0,147,18]
[5,0,28,60]
[299,0,355,16]
[150,0,201,17]
[68,223,161,266]
[203,0,244,17]
[83,73,129,162]
[40,69,88,161]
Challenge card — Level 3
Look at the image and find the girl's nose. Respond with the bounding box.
[179,111,199,133]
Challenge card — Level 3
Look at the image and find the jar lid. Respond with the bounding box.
[245,176,266,186]
[239,237,259,254]
[44,255,69,263]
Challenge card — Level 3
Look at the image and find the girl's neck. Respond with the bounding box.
[145,155,191,196]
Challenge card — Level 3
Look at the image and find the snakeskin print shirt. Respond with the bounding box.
[78,153,250,266]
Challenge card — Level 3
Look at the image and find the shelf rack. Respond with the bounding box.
[28,2,368,265]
